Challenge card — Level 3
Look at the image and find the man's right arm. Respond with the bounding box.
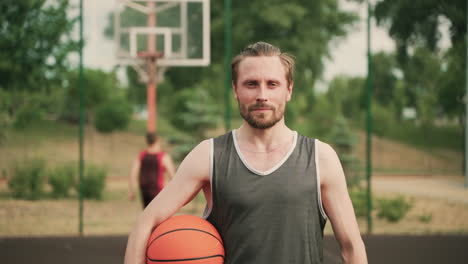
[124,139,211,264]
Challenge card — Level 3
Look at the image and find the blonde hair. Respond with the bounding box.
[231,41,295,86]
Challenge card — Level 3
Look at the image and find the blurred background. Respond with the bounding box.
[0,0,467,240]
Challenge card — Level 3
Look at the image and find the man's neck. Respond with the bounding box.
[236,120,293,152]
[147,143,160,152]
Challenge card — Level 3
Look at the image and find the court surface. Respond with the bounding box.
[1,234,467,263]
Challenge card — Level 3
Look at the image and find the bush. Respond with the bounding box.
[377,196,412,222]
[349,188,368,218]
[169,87,221,139]
[8,158,47,200]
[49,162,76,198]
[418,214,432,223]
[75,164,107,199]
[13,104,43,129]
[372,103,397,137]
[327,116,361,187]
[94,98,132,133]
[61,69,117,123]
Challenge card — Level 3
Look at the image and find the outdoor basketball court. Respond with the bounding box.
[2,234,467,263]
[2,1,467,263]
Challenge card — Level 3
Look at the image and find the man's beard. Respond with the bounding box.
[238,102,285,129]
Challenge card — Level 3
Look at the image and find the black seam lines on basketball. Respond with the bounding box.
[146,228,224,262]
[147,228,224,252]
[148,254,225,262]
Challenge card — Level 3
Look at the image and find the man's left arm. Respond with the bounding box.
[318,140,368,263]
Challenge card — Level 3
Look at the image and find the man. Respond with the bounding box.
[124,42,367,263]
[128,132,176,208]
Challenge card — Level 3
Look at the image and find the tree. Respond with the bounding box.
[0,0,78,117]
[371,52,399,106]
[402,47,443,124]
[327,75,365,121]
[438,42,466,120]
[374,0,466,61]
[61,68,123,123]
[94,97,132,133]
[373,0,466,121]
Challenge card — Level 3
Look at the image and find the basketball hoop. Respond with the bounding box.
[114,0,211,133]
[137,51,164,83]
[137,51,164,62]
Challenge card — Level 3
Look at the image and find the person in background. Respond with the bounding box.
[128,132,176,208]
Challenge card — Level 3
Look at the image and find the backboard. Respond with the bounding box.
[114,0,210,69]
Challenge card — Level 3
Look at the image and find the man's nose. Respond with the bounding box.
[256,85,268,102]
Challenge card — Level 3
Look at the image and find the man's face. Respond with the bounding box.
[233,56,293,129]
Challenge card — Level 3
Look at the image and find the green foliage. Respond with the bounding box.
[61,69,120,123]
[349,188,368,218]
[302,94,337,138]
[0,116,6,144]
[171,140,198,164]
[75,164,107,200]
[327,116,361,186]
[8,158,47,200]
[438,42,466,119]
[374,0,465,57]
[367,104,463,153]
[124,67,147,105]
[403,48,443,124]
[373,0,466,121]
[49,162,76,198]
[327,75,366,120]
[94,97,132,133]
[372,102,397,137]
[351,190,413,223]
[377,196,412,222]
[418,214,433,223]
[169,87,221,139]
[371,52,399,106]
[0,0,77,121]
[13,103,43,129]
[0,90,11,143]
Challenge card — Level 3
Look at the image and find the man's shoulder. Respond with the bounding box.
[294,132,318,148]
[212,131,233,140]
[210,131,234,146]
[296,132,314,140]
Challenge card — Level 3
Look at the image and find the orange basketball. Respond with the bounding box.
[146,215,224,264]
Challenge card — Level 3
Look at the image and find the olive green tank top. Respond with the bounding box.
[205,130,327,264]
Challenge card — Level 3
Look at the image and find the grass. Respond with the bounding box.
[3,119,77,147]
[0,178,207,236]
[125,117,179,136]
[386,122,463,152]
[353,118,463,153]
[3,177,468,236]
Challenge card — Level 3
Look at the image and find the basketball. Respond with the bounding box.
[146,215,224,264]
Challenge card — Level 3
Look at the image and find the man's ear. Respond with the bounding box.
[232,81,238,100]
[286,81,294,101]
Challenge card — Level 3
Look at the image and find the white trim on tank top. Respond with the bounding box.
[315,139,328,220]
[203,135,328,221]
[202,138,214,219]
[232,129,298,176]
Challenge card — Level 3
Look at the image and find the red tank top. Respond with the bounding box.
[138,151,166,194]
